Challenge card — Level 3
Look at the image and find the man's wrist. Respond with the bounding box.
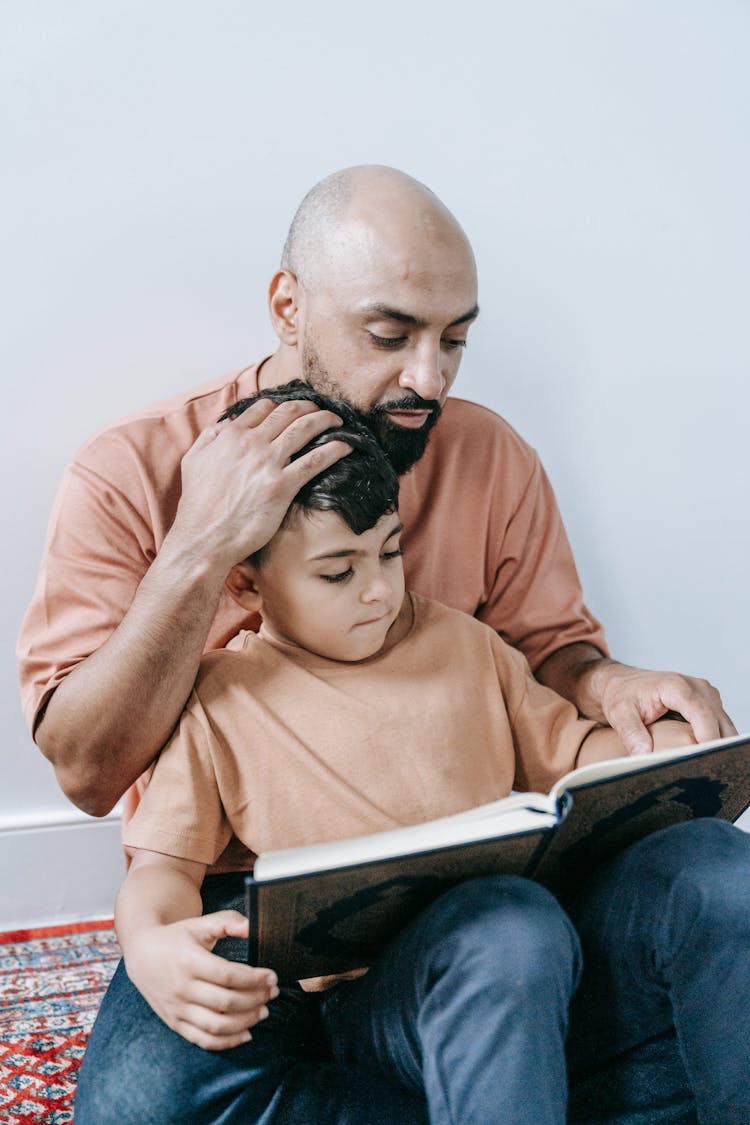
[536,642,615,720]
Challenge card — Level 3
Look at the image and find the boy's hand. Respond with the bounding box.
[124,909,279,1051]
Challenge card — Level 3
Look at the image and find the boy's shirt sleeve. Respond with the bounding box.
[488,630,600,794]
[123,689,234,864]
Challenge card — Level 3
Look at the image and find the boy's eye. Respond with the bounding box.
[321,567,354,584]
[442,337,467,350]
[381,548,402,561]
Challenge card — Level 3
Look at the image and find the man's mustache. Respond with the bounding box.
[368,396,441,418]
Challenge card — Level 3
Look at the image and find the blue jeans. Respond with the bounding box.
[75,820,750,1124]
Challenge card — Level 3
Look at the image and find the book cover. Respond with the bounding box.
[246,732,750,981]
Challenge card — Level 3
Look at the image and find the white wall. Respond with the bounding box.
[2,1,748,926]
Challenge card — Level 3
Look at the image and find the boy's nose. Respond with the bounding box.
[361,575,390,603]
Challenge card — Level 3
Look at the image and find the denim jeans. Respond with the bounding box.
[74,819,750,1124]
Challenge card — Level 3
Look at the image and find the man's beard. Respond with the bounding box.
[302,336,442,475]
[360,396,441,475]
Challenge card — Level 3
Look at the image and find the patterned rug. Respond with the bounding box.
[0,920,120,1124]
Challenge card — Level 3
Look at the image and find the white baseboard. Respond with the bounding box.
[0,810,124,931]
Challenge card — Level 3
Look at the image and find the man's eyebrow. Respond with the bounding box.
[361,303,480,329]
[309,522,403,561]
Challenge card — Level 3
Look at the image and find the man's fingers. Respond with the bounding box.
[647,675,736,746]
[285,438,353,485]
[247,399,339,444]
[606,704,654,757]
[223,397,286,430]
[263,405,345,451]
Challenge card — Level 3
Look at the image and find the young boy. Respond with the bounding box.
[82,385,706,1125]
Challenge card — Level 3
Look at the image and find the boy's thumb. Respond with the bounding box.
[194,910,249,947]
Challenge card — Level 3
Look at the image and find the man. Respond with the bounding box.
[17,164,734,826]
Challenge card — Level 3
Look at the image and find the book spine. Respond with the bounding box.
[526,789,572,876]
[245,877,260,966]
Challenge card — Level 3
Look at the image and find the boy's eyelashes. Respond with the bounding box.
[321,567,354,584]
[318,548,403,585]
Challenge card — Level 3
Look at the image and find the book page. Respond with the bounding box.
[255,795,559,881]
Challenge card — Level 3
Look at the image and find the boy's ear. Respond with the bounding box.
[225,562,264,613]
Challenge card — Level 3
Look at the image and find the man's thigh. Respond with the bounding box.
[564,819,750,1124]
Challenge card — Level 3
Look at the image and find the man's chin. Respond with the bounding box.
[364,409,440,474]
[375,418,437,475]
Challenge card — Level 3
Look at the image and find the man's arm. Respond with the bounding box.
[35,398,350,815]
[116,849,278,1051]
[536,642,736,756]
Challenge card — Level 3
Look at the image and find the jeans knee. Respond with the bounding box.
[422,875,581,996]
[672,821,750,928]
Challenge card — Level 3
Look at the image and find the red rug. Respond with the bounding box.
[0,920,120,1124]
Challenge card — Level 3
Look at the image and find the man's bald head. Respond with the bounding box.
[280,165,475,290]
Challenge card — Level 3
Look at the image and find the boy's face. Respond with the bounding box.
[249,508,406,662]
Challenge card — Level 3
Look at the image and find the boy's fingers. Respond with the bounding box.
[173,1016,253,1053]
[189,910,248,946]
[180,999,270,1037]
[186,978,278,1016]
[180,938,277,994]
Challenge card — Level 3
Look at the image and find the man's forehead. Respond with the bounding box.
[320,213,476,284]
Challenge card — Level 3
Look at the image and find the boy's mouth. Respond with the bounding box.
[355,614,389,627]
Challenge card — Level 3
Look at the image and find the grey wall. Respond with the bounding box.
[3,0,749,833]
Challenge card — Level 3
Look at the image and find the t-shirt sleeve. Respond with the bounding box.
[123,692,233,864]
[478,447,609,671]
[16,430,167,733]
[488,631,600,794]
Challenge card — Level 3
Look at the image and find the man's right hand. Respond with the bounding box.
[172,398,352,572]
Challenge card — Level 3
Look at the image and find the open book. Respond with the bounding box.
[245,732,750,981]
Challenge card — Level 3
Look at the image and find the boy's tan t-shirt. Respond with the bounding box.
[17,362,607,741]
[123,593,598,870]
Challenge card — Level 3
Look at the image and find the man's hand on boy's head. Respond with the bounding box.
[125,909,279,1052]
[170,398,351,575]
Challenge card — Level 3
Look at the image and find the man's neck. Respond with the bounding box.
[257,347,301,391]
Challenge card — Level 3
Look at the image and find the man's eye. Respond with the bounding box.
[370,334,406,349]
[442,338,467,350]
[321,568,353,584]
[381,549,403,561]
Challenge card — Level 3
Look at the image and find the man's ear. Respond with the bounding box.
[268,269,302,346]
[225,562,264,613]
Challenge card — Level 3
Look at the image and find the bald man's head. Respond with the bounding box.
[280,165,474,291]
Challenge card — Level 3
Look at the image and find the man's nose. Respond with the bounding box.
[399,341,444,400]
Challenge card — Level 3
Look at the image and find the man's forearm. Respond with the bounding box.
[36,540,228,816]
